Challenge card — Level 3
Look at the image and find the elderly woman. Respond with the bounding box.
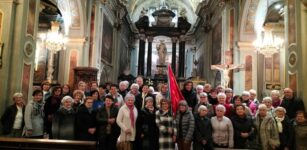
[116,94,138,149]
[155,98,175,150]
[24,90,45,138]
[138,97,159,150]
[262,97,275,117]
[196,85,204,103]
[271,90,281,108]
[231,104,255,149]
[274,107,294,150]
[1,93,25,137]
[96,95,120,150]
[75,97,97,141]
[211,104,234,148]
[174,101,195,150]
[216,92,233,118]
[194,92,213,117]
[127,83,140,96]
[254,104,280,150]
[52,96,75,140]
[155,83,168,109]
[293,111,307,150]
[193,105,213,150]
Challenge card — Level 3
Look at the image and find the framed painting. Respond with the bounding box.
[101,14,113,65]
[27,0,36,36]
[212,18,222,65]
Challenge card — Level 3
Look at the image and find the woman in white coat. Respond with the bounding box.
[116,94,138,149]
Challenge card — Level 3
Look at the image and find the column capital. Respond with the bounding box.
[179,35,186,42]
[147,36,154,42]
[139,34,146,41]
[171,37,178,43]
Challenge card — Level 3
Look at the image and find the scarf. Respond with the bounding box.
[33,101,44,117]
[127,104,135,128]
[275,116,284,133]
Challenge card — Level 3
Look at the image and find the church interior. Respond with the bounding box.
[0,0,307,148]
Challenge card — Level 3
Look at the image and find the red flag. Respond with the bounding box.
[167,65,184,116]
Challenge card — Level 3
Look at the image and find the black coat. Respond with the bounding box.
[281,97,305,119]
[181,89,197,110]
[134,93,156,111]
[231,115,255,149]
[139,108,159,150]
[44,95,62,135]
[276,116,294,150]
[1,104,25,135]
[96,105,120,138]
[193,114,213,150]
[52,108,75,140]
[75,105,97,141]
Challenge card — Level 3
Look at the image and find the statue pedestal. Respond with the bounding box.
[156,65,167,75]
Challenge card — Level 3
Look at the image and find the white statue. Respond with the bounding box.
[139,8,148,18]
[156,40,167,65]
[211,64,244,88]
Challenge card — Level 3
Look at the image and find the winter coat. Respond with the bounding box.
[1,104,25,135]
[24,100,45,136]
[116,104,138,142]
[155,109,175,150]
[52,108,75,140]
[75,105,97,141]
[281,97,305,119]
[275,116,294,150]
[139,108,159,150]
[96,105,120,138]
[181,89,197,110]
[231,115,255,148]
[174,109,195,141]
[293,121,307,150]
[254,115,280,150]
[193,114,213,150]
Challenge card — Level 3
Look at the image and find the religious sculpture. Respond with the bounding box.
[211,64,244,88]
[156,40,167,65]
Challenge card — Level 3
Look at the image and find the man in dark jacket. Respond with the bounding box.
[135,84,156,111]
[281,88,305,119]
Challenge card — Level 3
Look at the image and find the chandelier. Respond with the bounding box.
[253,23,284,57]
[40,21,67,83]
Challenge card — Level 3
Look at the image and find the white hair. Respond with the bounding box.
[61,96,74,104]
[13,92,23,98]
[249,89,257,95]
[242,91,250,96]
[196,85,204,90]
[258,104,267,110]
[215,104,226,112]
[130,83,139,90]
[271,90,280,97]
[124,94,135,102]
[262,96,272,103]
[198,105,208,112]
[275,106,286,113]
[217,92,226,98]
[199,92,208,97]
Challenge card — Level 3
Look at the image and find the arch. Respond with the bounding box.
[56,0,85,36]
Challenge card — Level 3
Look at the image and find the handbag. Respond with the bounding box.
[117,135,132,150]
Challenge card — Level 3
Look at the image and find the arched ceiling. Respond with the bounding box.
[125,0,202,25]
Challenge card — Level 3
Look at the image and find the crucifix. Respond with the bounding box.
[211,64,244,88]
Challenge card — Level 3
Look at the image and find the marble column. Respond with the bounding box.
[171,37,177,74]
[138,34,146,76]
[147,36,153,77]
[178,36,186,78]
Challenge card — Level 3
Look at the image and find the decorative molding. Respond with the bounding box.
[302,0,307,7]
[237,41,255,51]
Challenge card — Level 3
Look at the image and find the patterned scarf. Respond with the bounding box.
[33,101,44,117]
[275,116,284,133]
[127,104,135,128]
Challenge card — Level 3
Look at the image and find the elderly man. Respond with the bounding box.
[280,88,305,119]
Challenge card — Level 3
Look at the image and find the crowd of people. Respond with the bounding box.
[1,76,307,150]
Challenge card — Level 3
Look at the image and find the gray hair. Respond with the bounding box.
[196,85,204,90]
[199,92,208,97]
[215,104,226,112]
[271,90,280,97]
[275,106,286,113]
[13,92,23,99]
[61,96,74,104]
[124,94,135,102]
[242,91,250,96]
[249,89,257,95]
[225,88,233,93]
[130,83,139,90]
[262,96,272,103]
[198,105,208,112]
[145,96,153,103]
[217,92,226,98]
[258,104,267,110]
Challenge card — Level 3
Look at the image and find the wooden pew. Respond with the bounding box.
[0,137,96,150]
